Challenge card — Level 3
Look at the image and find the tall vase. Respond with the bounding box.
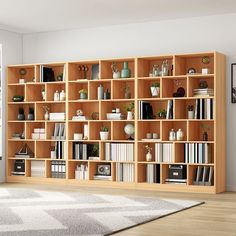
[127,111,133,120]
[121,62,131,78]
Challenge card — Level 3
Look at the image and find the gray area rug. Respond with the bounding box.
[0,187,203,235]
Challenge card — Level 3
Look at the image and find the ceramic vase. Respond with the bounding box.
[188,111,194,119]
[146,152,152,162]
[121,62,131,78]
[150,86,160,97]
[100,132,109,140]
[44,111,49,120]
[113,71,120,79]
[176,129,184,141]
[127,111,133,120]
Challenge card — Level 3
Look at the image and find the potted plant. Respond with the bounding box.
[17,107,25,120]
[187,105,194,119]
[157,109,167,119]
[150,82,160,97]
[42,88,46,100]
[111,62,120,79]
[79,89,88,100]
[144,145,152,162]
[27,107,34,120]
[126,102,134,120]
[123,83,131,99]
[42,105,50,120]
[100,126,109,140]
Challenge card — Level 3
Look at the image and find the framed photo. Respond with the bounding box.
[231,63,236,103]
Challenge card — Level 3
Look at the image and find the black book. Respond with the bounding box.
[155,165,161,183]
[210,99,213,119]
[43,67,55,82]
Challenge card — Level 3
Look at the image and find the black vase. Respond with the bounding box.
[17,114,25,120]
[27,113,34,120]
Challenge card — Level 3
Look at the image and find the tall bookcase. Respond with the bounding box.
[6,52,226,193]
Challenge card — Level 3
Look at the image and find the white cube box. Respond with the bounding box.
[32,133,40,140]
[40,133,46,140]
[202,68,210,74]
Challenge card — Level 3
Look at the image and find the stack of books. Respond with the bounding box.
[31,161,45,177]
[146,164,160,183]
[93,175,112,181]
[116,163,134,182]
[51,161,66,178]
[155,143,174,162]
[75,163,88,180]
[184,143,212,164]
[165,179,187,185]
[193,88,214,97]
[105,143,134,161]
[49,112,66,121]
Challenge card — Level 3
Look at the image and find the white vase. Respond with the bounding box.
[60,90,66,101]
[188,111,194,119]
[44,111,49,120]
[150,87,160,97]
[42,91,46,100]
[176,129,184,141]
[146,152,152,162]
[113,71,120,79]
[100,132,109,140]
[127,111,133,120]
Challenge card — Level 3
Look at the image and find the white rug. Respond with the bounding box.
[0,187,203,235]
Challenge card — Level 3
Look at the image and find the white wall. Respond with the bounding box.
[23,13,236,191]
[0,30,22,182]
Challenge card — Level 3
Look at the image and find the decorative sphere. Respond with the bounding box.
[19,68,27,76]
[124,123,135,136]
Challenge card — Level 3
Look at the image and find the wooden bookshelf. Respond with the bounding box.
[6,52,226,193]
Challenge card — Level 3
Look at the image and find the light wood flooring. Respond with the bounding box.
[1,183,236,236]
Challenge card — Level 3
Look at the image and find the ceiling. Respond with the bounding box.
[1,0,236,34]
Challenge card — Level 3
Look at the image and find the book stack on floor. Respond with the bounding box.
[51,161,66,178]
[184,143,211,163]
[75,163,88,180]
[155,143,174,162]
[105,143,134,161]
[193,88,214,97]
[31,161,45,177]
[194,98,214,119]
[54,141,67,159]
[193,166,214,186]
[146,164,160,183]
[116,163,134,182]
[73,143,99,160]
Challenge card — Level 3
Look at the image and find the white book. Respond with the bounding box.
[207,99,211,120]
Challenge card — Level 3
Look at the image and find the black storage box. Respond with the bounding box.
[168,165,186,180]
[14,160,25,173]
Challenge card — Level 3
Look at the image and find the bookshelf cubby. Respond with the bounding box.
[6,52,226,193]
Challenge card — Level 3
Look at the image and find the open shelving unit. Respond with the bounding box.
[6,52,226,193]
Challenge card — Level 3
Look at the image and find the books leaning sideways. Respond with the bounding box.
[193,88,214,97]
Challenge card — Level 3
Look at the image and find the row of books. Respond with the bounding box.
[75,164,88,180]
[116,163,135,182]
[184,143,212,164]
[194,98,214,119]
[146,164,160,183]
[73,143,99,160]
[105,143,134,161]
[39,65,66,82]
[51,161,66,178]
[31,161,45,177]
[54,141,67,159]
[52,123,66,140]
[193,166,214,186]
[155,143,174,162]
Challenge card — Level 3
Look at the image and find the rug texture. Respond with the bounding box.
[0,187,203,236]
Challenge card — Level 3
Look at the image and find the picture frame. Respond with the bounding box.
[231,63,236,103]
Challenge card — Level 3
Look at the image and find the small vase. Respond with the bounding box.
[176,129,184,141]
[80,93,87,100]
[127,111,133,120]
[150,87,160,97]
[113,71,120,79]
[146,152,152,162]
[203,132,208,141]
[188,111,194,119]
[169,129,176,141]
[124,92,131,99]
[60,90,66,101]
[17,114,25,121]
[98,84,104,99]
[44,111,49,120]
[27,114,34,120]
[121,62,131,78]
[54,90,60,101]
[100,132,109,140]
[42,91,46,100]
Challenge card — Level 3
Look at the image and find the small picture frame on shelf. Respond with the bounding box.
[231,63,236,103]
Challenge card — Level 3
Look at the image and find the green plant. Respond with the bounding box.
[79,89,88,94]
[144,145,152,153]
[157,109,167,118]
[100,126,109,132]
[111,62,118,72]
[91,143,99,156]
[151,82,160,87]
[187,105,194,111]
[126,102,134,112]
[42,88,45,92]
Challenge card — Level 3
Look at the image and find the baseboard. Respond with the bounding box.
[0,177,5,183]
[226,185,236,192]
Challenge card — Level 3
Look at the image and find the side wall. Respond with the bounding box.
[23,13,236,191]
[0,29,22,182]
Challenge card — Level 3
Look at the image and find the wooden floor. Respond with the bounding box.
[1,183,236,236]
